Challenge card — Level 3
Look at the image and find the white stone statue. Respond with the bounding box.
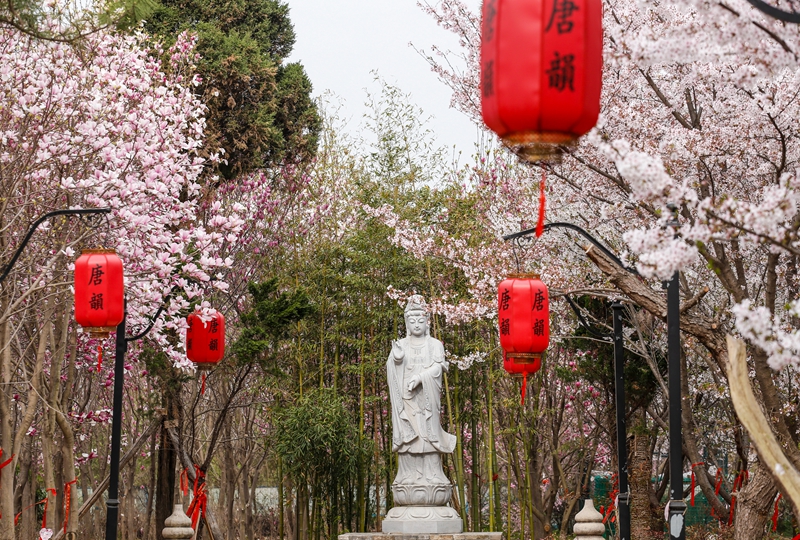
[382,295,462,534]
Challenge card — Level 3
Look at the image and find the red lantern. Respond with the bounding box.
[480,0,603,162]
[74,249,124,338]
[498,274,549,402]
[186,311,225,370]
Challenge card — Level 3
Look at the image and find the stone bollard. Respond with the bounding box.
[162,504,195,539]
[574,499,606,540]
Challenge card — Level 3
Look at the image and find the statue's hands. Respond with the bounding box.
[407,374,422,392]
[392,340,404,361]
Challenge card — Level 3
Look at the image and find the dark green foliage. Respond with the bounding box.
[274,388,366,492]
[106,0,161,31]
[146,0,320,179]
[232,278,312,367]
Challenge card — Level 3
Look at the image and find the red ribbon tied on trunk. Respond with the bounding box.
[689,462,704,506]
[187,465,207,530]
[63,479,78,534]
[773,493,782,532]
[729,471,746,526]
[180,467,189,497]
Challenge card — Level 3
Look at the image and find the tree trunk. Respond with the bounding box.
[156,418,177,540]
[629,408,655,539]
[734,460,777,540]
[143,427,158,540]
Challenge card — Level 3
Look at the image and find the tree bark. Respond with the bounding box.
[629,408,656,539]
[733,460,777,540]
[156,419,178,540]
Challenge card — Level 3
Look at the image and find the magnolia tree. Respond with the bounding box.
[0,25,242,539]
[358,0,800,537]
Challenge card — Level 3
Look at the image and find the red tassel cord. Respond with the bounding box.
[521,372,527,406]
[201,373,206,395]
[690,462,704,506]
[187,465,208,530]
[772,493,782,532]
[63,479,78,534]
[536,168,546,238]
[97,344,103,373]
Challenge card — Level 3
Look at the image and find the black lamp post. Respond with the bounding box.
[106,290,178,540]
[504,219,684,540]
[665,206,687,540]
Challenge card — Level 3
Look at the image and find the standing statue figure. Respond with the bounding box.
[383,295,463,534]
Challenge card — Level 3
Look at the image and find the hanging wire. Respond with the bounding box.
[82,209,112,247]
[510,234,535,273]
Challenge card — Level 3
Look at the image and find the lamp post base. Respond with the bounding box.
[667,499,687,540]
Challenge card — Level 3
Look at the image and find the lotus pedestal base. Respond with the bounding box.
[380,482,462,534]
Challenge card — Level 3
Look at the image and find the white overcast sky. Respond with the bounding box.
[286,0,481,161]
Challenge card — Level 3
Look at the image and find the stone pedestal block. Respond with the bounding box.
[382,505,463,534]
[341,532,503,540]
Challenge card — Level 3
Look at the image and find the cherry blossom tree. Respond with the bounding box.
[0,24,242,539]
[388,0,800,537]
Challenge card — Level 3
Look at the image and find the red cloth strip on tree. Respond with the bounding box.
[180,467,189,496]
[63,479,78,533]
[42,488,57,528]
[772,493,782,532]
[18,488,59,528]
[0,450,14,519]
[690,462,704,506]
[187,465,207,530]
[728,471,746,526]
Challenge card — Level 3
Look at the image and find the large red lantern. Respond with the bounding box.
[186,311,225,370]
[74,249,124,338]
[498,274,549,402]
[480,0,603,162]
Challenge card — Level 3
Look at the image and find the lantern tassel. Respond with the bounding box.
[535,168,546,238]
[521,372,527,406]
[201,373,206,395]
[97,345,102,373]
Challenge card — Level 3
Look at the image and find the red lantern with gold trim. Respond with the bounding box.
[498,274,549,402]
[74,249,124,338]
[186,311,225,370]
[480,0,603,162]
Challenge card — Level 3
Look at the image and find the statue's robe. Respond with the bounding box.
[387,336,457,456]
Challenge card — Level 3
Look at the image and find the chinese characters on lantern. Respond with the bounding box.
[186,311,225,369]
[74,249,124,338]
[480,0,602,161]
[546,0,579,34]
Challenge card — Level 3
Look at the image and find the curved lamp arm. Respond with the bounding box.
[0,208,111,285]
[503,221,640,276]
